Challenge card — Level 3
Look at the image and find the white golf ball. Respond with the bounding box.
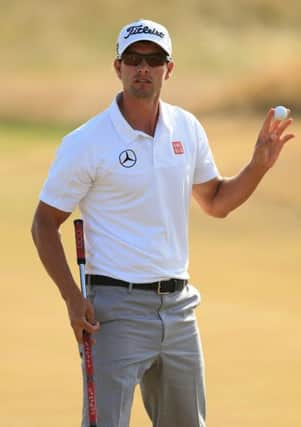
[274,105,288,120]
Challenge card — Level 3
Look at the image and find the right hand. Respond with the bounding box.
[66,288,100,344]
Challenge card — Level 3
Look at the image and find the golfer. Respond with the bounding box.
[31,19,295,427]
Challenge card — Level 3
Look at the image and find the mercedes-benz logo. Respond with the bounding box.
[119,149,137,168]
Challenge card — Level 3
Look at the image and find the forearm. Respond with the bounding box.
[31,202,99,343]
[31,217,81,302]
[211,161,268,217]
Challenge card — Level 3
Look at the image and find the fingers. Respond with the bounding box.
[280,133,296,144]
[276,118,293,135]
[258,108,294,144]
[68,297,100,345]
[86,300,97,325]
[260,108,275,135]
[72,317,100,345]
[85,301,100,344]
[267,119,293,143]
[261,108,293,134]
[271,120,294,146]
[253,108,295,169]
[83,317,100,334]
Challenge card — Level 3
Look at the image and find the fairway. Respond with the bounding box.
[0,116,300,426]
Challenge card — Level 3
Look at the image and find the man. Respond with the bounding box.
[31,18,295,427]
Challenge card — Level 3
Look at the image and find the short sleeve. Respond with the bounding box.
[39,135,95,212]
[193,120,219,184]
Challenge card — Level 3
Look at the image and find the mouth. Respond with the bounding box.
[134,78,152,84]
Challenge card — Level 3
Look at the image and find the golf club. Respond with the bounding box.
[74,219,97,427]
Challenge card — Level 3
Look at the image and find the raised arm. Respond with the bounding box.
[193,108,295,218]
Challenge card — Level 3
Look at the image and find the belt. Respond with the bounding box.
[85,274,188,295]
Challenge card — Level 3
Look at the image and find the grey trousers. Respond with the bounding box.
[81,284,206,427]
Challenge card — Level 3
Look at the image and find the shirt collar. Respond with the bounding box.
[109,94,172,142]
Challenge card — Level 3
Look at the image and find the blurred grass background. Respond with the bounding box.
[1,0,301,123]
[0,1,300,426]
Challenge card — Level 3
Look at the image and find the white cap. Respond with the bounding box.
[116,19,172,59]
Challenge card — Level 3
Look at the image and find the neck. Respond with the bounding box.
[117,92,160,137]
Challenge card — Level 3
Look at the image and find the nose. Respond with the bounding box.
[136,58,150,72]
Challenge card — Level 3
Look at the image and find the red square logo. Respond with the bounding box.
[172,141,184,155]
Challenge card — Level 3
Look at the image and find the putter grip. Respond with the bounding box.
[74,219,86,264]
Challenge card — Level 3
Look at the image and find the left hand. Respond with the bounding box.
[253,108,295,170]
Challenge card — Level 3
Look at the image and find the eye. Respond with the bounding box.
[122,53,141,66]
[147,54,166,66]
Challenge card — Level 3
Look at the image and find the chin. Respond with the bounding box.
[131,88,154,99]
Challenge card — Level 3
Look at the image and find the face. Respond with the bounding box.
[114,41,174,101]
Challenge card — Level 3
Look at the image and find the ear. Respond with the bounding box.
[165,61,175,81]
[114,59,122,79]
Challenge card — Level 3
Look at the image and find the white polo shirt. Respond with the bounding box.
[40,96,219,282]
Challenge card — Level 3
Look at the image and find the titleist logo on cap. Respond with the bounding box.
[124,25,165,40]
[116,19,172,58]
